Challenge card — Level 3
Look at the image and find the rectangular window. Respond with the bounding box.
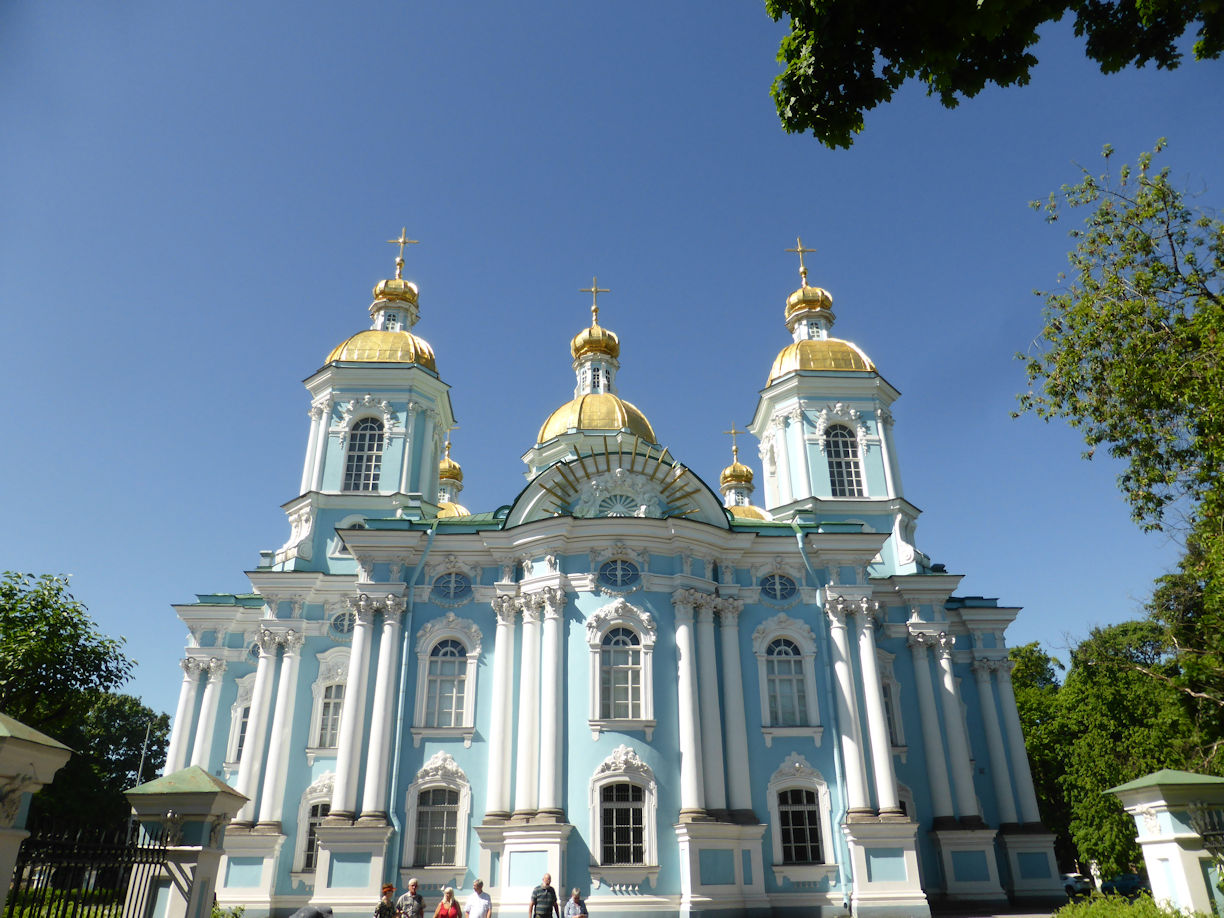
[303,802,330,871]
[425,643,467,728]
[767,659,808,726]
[234,705,251,760]
[600,783,644,865]
[318,684,344,747]
[414,788,459,865]
[778,788,822,864]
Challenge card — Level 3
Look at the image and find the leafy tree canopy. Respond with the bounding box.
[0,572,133,739]
[765,1,1223,148]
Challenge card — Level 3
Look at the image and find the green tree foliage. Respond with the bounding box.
[1010,625,1195,875]
[31,694,170,830]
[1056,891,1211,917]
[764,2,1223,148]
[0,573,133,739]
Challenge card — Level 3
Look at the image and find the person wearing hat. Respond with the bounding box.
[375,884,397,918]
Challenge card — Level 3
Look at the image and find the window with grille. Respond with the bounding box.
[317,684,344,747]
[343,418,385,491]
[778,788,822,864]
[826,426,864,497]
[766,638,809,726]
[425,639,467,727]
[414,787,459,865]
[600,628,641,719]
[303,802,330,871]
[600,783,645,865]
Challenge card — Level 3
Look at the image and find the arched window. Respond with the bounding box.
[825,425,864,497]
[343,418,385,492]
[303,801,330,871]
[586,599,657,739]
[412,614,482,747]
[753,614,821,746]
[403,752,470,888]
[307,648,348,757]
[601,628,641,719]
[589,745,659,889]
[291,771,334,879]
[225,673,256,770]
[767,753,836,884]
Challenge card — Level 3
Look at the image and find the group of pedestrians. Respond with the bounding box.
[370,874,586,918]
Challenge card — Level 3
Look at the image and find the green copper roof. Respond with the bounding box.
[1108,769,1224,794]
[127,765,245,798]
[0,712,70,751]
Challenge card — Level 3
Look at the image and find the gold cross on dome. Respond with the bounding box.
[785,236,817,287]
[723,423,744,461]
[386,228,419,279]
[444,425,459,458]
[580,276,610,324]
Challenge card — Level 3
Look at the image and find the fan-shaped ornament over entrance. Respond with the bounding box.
[574,468,665,519]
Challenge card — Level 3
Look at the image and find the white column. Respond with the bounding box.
[301,406,322,494]
[485,596,518,818]
[672,591,706,817]
[695,599,727,812]
[907,633,954,820]
[331,598,375,820]
[165,658,202,774]
[234,630,280,824]
[935,633,980,821]
[309,401,330,492]
[774,418,794,505]
[789,407,812,500]
[973,659,1019,826]
[876,408,897,498]
[257,632,303,827]
[718,599,753,813]
[513,593,543,815]
[537,588,565,817]
[361,597,404,820]
[995,659,1043,824]
[827,601,871,814]
[416,410,437,495]
[855,600,901,815]
[399,403,418,493]
[190,659,226,768]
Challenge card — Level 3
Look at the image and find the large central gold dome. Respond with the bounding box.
[325,329,437,371]
[537,393,656,445]
[767,338,874,383]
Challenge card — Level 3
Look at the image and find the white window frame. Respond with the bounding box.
[877,649,907,760]
[752,613,822,747]
[589,745,660,890]
[342,416,385,492]
[224,673,257,772]
[306,648,348,763]
[411,612,482,747]
[401,752,469,889]
[767,753,837,885]
[290,771,334,882]
[586,598,656,740]
[826,424,865,498]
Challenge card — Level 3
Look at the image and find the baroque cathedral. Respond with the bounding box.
[163,234,1062,917]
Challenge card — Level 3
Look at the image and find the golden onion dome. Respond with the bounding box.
[537,393,656,445]
[570,322,620,360]
[438,443,463,483]
[325,330,437,371]
[437,500,470,518]
[768,338,874,383]
[785,284,833,323]
[372,277,419,305]
[729,504,769,521]
[720,461,754,488]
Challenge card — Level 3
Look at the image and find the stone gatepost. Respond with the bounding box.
[1109,768,1224,916]
[125,766,248,918]
[0,713,72,892]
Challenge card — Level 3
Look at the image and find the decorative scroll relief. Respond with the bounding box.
[585,598,656,646]
[277,505,314,562]
[426,554,480,584]
[770,751,823,784]
[593,744,655,783]
[415,612,482,656]
[752,613,817,654]
[589,541,648,570]
[573,469,664,519]
[416,750,466,783]
[335,394,401,431]
[305,771,336,799]
[812,402,869,452]
[751,556,803,585]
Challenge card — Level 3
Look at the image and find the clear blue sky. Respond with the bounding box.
[2,1,1220,719]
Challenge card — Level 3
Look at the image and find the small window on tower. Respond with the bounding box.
[384,312,400,331]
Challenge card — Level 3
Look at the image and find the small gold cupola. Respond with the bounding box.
[325,229,437,371]
[719,425,768,520]
[437,436,470,518]
[536,278,657,445]
[768,237,874,384]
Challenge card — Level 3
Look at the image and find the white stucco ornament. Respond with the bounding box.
[573,468,664,519]
[417,750,465,782]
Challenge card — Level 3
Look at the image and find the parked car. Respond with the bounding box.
[1062,873,1093,897]
[1101,873,1148,897]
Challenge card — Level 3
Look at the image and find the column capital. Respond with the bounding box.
[180,657,204,677]
[971,657,995,678]
[538,586,566,618]
[672,588,710,611]
[714,596,743,625]
[256,629,281,654]
[204,657,227,679]
[491,594,519,625]
[344,592,378,625]
[935,631,956,660]
[383,593,405,619]
[519,592,544,624]
[906,630,935,650]
[280,630,305,653]
[995,657,1016,679]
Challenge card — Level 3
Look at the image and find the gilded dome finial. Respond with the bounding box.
[571,276,619,360]
[719,422,756,492]
[580,276,610,326]
[723,423,742,463]
[786,236,817,288]
[387,228,419,281]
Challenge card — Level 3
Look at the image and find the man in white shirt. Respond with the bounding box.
[465,879,492,918]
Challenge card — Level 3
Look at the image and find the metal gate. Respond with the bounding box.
[4,824,168,918]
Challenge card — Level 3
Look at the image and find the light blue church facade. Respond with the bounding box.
[163,241,1062,916]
